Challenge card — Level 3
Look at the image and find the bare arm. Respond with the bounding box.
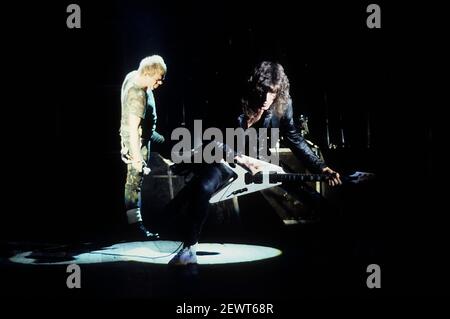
[124,87,146,172]
[128,113,143,171]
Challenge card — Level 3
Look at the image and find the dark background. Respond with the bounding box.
[2,0,441,297]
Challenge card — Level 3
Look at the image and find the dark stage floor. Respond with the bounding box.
[0,152,439,302]
[1,215,390,300]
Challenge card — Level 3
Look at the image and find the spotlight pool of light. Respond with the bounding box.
[9,241,282,265]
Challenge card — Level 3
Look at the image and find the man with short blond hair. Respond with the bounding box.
[120,55,167,240]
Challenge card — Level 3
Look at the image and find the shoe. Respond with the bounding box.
[128,222,159,241]
[168,243,198,266]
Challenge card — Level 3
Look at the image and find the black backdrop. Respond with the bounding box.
[2,0,440,295]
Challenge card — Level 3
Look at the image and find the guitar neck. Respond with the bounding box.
[246,172,330,184]
[268,173,329,183]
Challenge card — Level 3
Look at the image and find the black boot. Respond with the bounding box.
[128,221,159,241]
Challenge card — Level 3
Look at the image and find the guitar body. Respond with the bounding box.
[210,158,285,204]
[209,156,374,204]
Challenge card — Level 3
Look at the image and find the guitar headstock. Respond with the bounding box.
[346,171,376,184]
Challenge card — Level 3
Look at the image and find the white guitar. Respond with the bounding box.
[209,155,374,204]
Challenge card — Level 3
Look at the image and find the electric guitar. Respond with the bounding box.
[209,155,374,203]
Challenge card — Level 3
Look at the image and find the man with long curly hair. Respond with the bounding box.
[169,61,341,265]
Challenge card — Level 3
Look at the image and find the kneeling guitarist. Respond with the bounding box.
[168,61,341,265]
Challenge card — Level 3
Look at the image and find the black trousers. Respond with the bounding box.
[170,163,234,246]
[169,163,336,246]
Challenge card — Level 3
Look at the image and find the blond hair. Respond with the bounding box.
[138,55,167,76]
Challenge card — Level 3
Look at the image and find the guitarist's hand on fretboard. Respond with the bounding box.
[322,167,342,186]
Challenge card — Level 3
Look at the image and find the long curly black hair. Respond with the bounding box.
[242,61,291,118]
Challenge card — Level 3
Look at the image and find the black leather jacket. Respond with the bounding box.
[237,99,326,173]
